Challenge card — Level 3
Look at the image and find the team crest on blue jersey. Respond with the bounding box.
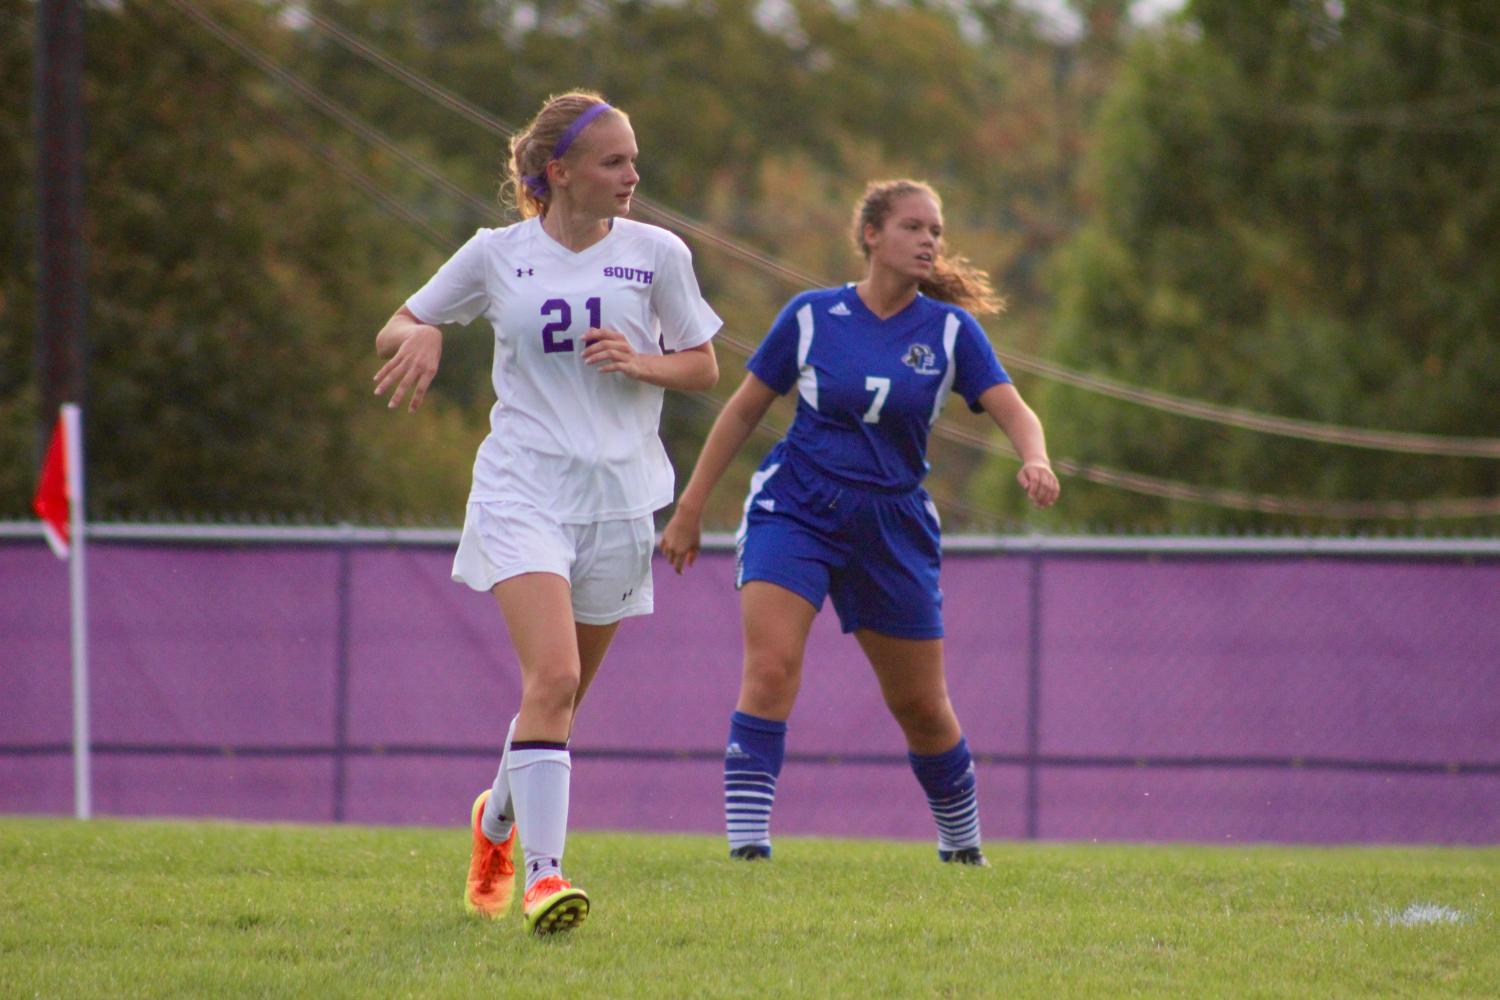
[902,343,939,375]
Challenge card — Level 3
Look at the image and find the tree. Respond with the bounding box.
[0,0,475,520]
[0,0,1138,530]
[0,0,41,509]
[1030,0,1500,531]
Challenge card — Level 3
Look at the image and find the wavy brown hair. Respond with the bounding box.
[503,90,626,219]
[852,179,1005,317]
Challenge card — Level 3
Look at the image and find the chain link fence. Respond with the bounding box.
[3,525,1497,844]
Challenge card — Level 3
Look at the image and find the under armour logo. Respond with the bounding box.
[829,302,851,316]
[621,588,634,601]
[516,267,534,277]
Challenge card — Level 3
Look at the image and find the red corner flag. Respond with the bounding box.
[33,406,79,559]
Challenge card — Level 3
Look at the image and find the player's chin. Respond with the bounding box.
[611,195,634,216]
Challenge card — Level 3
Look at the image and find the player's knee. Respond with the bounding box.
[744,649,799,692]
[524,668,580,715]
[888,693,955,738]
[740,651,800,713]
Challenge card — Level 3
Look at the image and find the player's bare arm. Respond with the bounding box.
[660,374,779,573]
[978,382,1060,508]
[581,329,718,391]
[373,306,443,413]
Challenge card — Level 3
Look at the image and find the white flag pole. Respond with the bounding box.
[63,402,91,821]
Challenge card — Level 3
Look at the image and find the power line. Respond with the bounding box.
[299,7,519,138]
[297,4,1500,460]
[993,351,1500,459]
[285,4,1500,518]
[678,343,1500,522]
[920,415,1500,520]
[158,1,990,521]
[296,7,907,290]
[1268,82,1500,132]
[140,0,453,252]
[714,303,1500,461]
[167,1,809,323]
[245,100,454,253]
[161,0,502,226]
[164,0,1500,520]
[1362,0,1500,58]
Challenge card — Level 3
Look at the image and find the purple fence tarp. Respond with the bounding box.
[3,537,1498,844]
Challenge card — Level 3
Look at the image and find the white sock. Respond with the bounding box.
[507,743,572,891]
[480,715,518,843]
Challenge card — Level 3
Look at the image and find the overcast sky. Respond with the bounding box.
[1019,0,1189,41]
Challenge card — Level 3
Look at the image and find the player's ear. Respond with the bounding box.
[547,159,567,190]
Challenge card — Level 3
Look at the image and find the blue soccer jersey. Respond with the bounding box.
[745,285,1010,492]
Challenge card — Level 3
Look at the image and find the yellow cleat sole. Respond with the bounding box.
[524,888,590,936]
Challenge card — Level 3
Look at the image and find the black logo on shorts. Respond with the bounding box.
[621,588,634,601]
[516,267,534,278]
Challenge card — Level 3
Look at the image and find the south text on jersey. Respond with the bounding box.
[603,266,654,285]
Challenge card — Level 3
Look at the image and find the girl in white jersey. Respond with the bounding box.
[373,91,720,935]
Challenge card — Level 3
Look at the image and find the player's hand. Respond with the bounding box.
[659,508,702,574]
[373,325,442,412]
[582,327,648,380]
[1017,460,1060,509]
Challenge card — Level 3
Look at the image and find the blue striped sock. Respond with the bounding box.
[724,711,786,854]
[909,736,981,853]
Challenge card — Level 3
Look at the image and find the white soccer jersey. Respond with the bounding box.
[406,217,721,522]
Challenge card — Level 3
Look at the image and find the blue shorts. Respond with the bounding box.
[734,443,944,639]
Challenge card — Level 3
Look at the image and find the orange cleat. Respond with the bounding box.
[522,875,590,936]
[463,790,517,918]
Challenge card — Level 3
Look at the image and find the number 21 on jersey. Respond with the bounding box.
[540,297,602,354]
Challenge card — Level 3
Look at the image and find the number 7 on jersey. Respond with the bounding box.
[863,376,890,423]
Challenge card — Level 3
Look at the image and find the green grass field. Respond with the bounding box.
[1,817,1496,998]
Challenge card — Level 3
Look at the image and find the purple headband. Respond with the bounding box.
[521,102,614,201]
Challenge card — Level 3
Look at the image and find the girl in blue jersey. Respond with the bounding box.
[661,179,1058,864]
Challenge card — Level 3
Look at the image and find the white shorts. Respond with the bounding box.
[452,500,655,625]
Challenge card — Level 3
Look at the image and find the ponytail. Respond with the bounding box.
[852,179,1005,317]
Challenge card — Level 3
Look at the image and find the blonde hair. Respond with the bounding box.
[852,179,1005,316]
[504,90,626,218]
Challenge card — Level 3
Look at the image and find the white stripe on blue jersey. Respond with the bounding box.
[795,303,818,411]
[929,312,961,426]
